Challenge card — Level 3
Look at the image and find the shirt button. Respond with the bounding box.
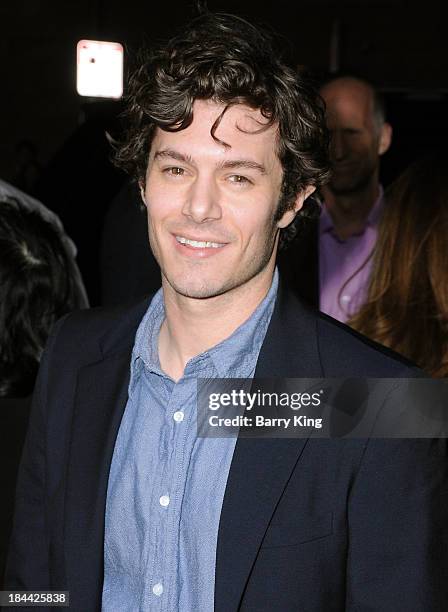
[159,495,170,507]
[152,583,163,597]
[173,411,184,422]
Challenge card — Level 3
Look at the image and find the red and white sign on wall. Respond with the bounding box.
[76,40,124,99]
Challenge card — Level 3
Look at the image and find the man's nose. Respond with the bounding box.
[330,131,346,162]
[182,175,222,223]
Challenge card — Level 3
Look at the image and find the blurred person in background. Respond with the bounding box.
[0,178,88,307]
[0,197,85,582]
[12,140,42,197]
[99,181,161,307]
[34,100,126,306]
[349,153,448,377]
[278,75,392,322]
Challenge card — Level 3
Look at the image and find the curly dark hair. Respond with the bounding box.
[0,198,84,398]
[114,12,330,248]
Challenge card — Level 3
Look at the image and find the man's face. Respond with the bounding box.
[142,100,305,301]
[320,79,386,195]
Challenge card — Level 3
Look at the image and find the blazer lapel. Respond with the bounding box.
[62,299,152,610]
[215,286,323,612]
[64,347,132,610]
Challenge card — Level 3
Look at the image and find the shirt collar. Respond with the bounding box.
[130,269,279,383]
[320,184,384,236]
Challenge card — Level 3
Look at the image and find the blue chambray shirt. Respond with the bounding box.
[102,270,279,611]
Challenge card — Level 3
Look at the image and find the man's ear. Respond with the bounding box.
[277,185,316,229]
[378,122,392,156]
[139,181,147,207]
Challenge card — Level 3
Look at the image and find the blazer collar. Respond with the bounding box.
[254,279,323,379]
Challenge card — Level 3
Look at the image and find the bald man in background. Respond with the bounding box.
[278,76,392,322]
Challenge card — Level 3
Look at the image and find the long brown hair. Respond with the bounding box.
[349,153,448,376]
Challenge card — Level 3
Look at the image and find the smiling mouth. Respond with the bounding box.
[175,235,226,249]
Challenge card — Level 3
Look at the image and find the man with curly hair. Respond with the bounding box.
[6,11,447,612]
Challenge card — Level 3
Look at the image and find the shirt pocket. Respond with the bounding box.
[260,512,333,549]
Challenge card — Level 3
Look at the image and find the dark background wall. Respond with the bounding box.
[1,0,446,304]
[1,0,446,182]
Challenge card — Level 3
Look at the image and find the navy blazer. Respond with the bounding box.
[5,285,448,611]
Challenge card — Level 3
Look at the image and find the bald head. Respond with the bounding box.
[321,77,385,131]
[320,77,392,196]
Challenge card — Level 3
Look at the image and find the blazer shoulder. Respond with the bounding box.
[48,296,153,364]
[315,312,423,378]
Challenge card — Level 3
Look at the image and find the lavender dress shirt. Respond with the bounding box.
[319,187,384,323]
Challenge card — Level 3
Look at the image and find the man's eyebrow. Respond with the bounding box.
[153,149,194,164]
[153,150,266,174]
[218,159,266,174]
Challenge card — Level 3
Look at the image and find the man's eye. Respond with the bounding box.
[164,167,185,176]
[228,175,251,185]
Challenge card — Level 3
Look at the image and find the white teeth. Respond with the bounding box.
[176,236,224,248]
